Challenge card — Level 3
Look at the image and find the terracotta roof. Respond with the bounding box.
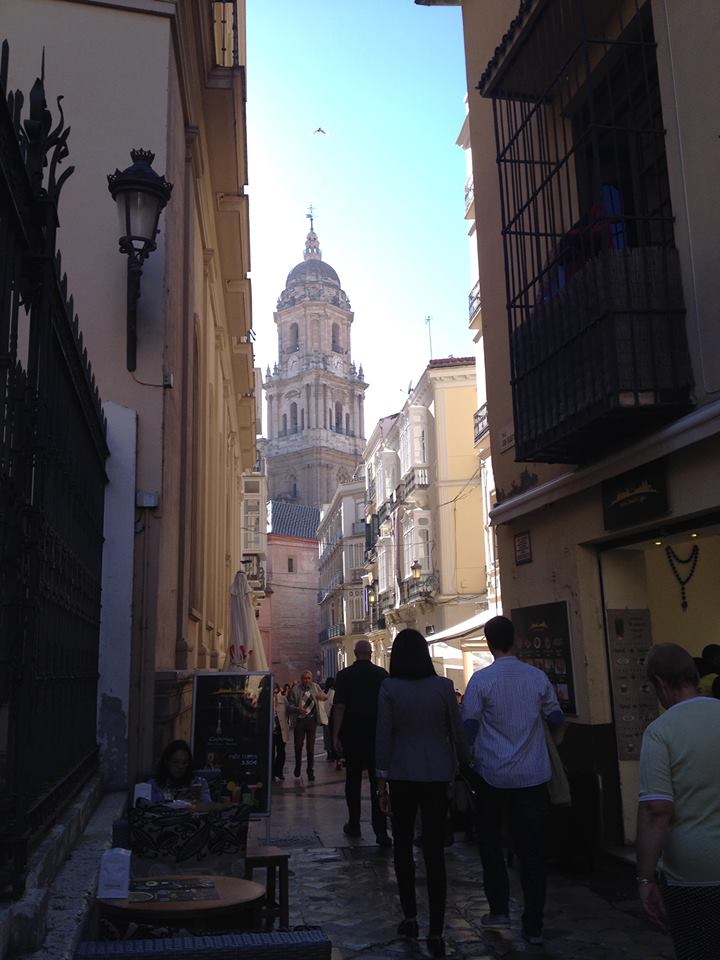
[428,356,475,368]
[477,0,534,96]
[268,500,320,540]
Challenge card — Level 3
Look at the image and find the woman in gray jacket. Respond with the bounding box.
[375,629,468,958]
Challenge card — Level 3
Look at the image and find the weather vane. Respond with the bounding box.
[306,204,316,231]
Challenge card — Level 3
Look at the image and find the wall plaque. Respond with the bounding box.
[606,609,657,761]
[511,601,576,714]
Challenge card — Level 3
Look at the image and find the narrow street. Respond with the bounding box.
[248,739,673,959]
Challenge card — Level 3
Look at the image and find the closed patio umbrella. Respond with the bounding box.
[225,570,268,671]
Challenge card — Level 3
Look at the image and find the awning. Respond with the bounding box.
[426,610,495,645]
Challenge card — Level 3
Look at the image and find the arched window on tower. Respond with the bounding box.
[281,413,287,436]
[331,322,341,353]
[290,402,298,434]
[335,402,343,433]
[289,474,297,500]
[301,408,305,430]
[345,413,351,436]
[288,322,299,352]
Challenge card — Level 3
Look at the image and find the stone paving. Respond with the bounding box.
[248,745,674,960]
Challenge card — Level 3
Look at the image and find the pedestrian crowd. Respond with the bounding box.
[272,619,718,960]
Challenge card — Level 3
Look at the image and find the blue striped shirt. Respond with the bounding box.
[462,656,563,789]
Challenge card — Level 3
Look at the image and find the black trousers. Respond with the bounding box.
[272,732,286,778]
[293,717,318,774]
[475,779,548,935]
[389,780,449,935]
[344,749,386,836]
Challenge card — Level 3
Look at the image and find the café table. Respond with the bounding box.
[98,875,265,933]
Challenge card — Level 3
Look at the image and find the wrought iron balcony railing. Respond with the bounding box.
[511,247,692,463]
[474,403,489,445]
[468,280,481,321]
[404,466,429,496]
[464,176,475,215]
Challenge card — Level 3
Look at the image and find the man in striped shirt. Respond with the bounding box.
[462,616,565,946]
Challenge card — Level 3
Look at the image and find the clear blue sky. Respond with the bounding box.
[246,1,473,433]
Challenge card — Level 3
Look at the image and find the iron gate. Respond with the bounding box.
[0,40,108,895]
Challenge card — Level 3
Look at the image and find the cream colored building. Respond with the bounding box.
[3,0,257,787]
[419,0,720,846]
[317,476,368,677]
[364,358,487,689]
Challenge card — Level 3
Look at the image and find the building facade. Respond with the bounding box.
[420,0,720,846]
[364,358,487,688]
[2,0,256,803]
[263,225,367,510]
[317,476,368,677]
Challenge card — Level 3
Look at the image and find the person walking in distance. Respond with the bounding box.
[272,684,289,782]
[636,643,720,960]
[287,670,327,782]
[461,616,565,946]
[332,639,390,846]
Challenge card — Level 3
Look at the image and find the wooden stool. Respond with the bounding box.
[243,846,290,929]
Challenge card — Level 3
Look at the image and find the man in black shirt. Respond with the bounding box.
[333,639,391,846]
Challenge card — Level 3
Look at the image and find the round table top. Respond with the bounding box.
[99,875,265,918]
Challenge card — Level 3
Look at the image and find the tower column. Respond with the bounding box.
[267,394,274,440]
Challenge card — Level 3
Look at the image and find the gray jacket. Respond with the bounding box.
[375,675,468,782]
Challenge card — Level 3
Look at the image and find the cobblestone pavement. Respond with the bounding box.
[248,744,674,960]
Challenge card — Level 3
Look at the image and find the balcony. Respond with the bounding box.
[474,403,489,446]
[512,248,693,463]
[378,588,395,611]
[367,478,376,503]
[468,280,481,322]
[351,619,370,635]
[351,521,366,536]
[318,623,346,644]
[404,466,429,497]
[350,567,365,583]
[394,482,405,506]
[464,176,475,216]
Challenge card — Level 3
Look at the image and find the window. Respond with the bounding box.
[331,322,341,353]
[242,499,261,552]
[281,413,287,436]
[288,322,299,352]
[335,402,343,433]
[287,557,295,574]
[290,402,298,434]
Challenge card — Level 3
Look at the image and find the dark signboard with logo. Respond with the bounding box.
[192,671,273,816]
[602,459,669,531]
[511,601,576,714]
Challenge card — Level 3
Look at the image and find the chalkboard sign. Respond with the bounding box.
[192,672,273,817]
[511,601,576,714]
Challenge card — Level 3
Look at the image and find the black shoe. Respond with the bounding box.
[427,935,446,957]
[307,770,315,782]
[293,767,301,778]
[397,918,418,938]
[343,822,361,838]
[375,832,392,848]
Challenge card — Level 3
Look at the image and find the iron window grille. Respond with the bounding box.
[483,0,693,463]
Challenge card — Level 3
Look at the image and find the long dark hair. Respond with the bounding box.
[156,739,194,787]
[389,628,436,680]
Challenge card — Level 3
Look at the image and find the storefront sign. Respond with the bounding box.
[514,531,532,565]
[511,601,576,714]
[602,460,669,531]
[606,609,657,761]
[192,671,273,816]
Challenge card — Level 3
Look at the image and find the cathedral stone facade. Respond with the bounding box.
[263,226,367,510]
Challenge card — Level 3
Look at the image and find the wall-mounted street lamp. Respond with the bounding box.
[410,559,422,580]
[367,585,377,605]
[107,149,173,371]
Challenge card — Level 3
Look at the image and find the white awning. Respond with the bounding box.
[426,610,495,645]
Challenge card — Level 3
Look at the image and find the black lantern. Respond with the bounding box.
[108,149,173,371]
[410,559,422,580]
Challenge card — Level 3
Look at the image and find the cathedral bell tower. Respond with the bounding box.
[263,222,367,509]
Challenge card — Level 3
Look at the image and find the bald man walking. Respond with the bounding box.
[333,639,391,846]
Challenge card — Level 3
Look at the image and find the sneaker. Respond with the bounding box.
[375,832,393,848]
[480,913,510,930]
[522,929,544,946]
[397,918,418,938]
[343,822,361,838]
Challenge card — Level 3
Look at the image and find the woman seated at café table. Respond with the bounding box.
[148,739,211,803]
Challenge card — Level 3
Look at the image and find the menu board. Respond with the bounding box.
[511,601,576,714]
[192,672,273,816]
[606,609,657,761]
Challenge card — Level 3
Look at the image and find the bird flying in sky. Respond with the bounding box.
[312,127,328,135]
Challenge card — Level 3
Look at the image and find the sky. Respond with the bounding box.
[246,1,474,434]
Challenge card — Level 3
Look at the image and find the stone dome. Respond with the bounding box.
[285,258,340,287]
